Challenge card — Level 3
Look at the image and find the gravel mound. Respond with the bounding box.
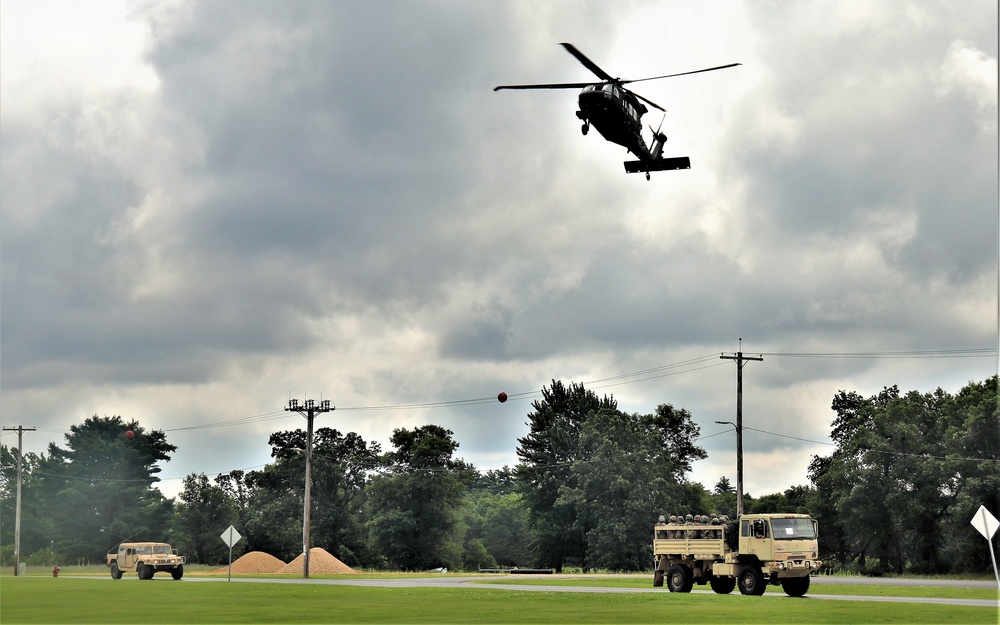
[277,547,355,574]
[212,551,286,574]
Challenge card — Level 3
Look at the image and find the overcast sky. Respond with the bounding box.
[2,0,997,502]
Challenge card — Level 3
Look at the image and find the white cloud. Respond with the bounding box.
[937,40,998,132]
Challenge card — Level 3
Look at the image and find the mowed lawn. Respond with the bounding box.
[475,576,1000,600]
[1,576,996,624]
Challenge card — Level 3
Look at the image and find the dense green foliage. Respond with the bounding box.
[2,377,997,575]
[515,381,707,571]
[1,416,175,563]
[365,425,474,570]
[170,473,238,564]
[213,427,382,564]
[809,376,1000,575]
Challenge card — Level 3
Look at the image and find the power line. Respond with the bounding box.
[9,347,992,438]
[760,348,996,359]
[715,425,1000,464]
[164,410,288,432]
[157,353,729,430]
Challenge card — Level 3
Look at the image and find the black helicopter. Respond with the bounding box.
[494,43,739,179]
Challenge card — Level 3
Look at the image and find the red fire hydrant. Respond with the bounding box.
[52,566,60,577]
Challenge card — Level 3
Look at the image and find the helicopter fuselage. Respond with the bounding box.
[576,83,656,161]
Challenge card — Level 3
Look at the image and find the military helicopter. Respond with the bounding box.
[494,43,740,179]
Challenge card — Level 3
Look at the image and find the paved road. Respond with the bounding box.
[811,575,997,588]
[179,574,999,608]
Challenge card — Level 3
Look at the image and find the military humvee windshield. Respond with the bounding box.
[154,545,172,555]
[771,518,817,540]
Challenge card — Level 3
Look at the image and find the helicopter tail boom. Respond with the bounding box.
[624,156,691,174]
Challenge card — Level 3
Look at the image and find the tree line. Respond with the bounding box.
[2,377,997,575]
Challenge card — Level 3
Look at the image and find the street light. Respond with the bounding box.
[715,420,744,517]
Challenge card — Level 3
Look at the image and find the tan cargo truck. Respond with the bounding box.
[107,542,185,580]
[653,513,821,596]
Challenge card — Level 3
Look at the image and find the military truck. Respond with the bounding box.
[107,542,185,580]
[652,514,821,596]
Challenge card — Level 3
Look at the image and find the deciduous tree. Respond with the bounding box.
[810,378,1000,574]
[171,473,238,564]
[365,425,473,570]
[516,381,705,571]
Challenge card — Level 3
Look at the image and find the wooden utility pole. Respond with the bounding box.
[3,426,36,576]
[720,340,762,517]
[284,398,334,578]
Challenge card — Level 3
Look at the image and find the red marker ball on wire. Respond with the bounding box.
[497,392,508,403]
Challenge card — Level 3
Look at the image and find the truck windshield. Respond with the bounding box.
[770,518,817,540]
[154,545,172,555]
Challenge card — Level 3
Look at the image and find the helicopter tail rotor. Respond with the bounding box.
[649,115,668,160]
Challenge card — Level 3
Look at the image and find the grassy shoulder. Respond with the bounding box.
[0,576,995,625]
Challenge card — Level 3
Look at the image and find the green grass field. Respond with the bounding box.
[0,575,995,624]
[474,576,1000,600]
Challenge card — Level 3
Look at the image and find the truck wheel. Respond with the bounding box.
[137,563,152,580]
[667,564,693,593]
[737,565,766,596]
[171,565,184,580]
[781,576,810,597]
[709,576,736,594]
[653,568,664,587]
[110,562,122,579]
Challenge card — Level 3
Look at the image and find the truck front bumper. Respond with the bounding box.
[770,559,822,575]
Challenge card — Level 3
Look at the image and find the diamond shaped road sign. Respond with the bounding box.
[221,525,242,548]
[970,505,999,540]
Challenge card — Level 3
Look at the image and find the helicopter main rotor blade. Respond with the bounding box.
[494,82,594,91]
[625,63,742,84]
[632,91,665,112]
[559,42,615,82]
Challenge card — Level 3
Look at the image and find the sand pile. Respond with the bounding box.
[213,551,286,574]
[277,547,355,574]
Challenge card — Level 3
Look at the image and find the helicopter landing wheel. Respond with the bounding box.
[581,123,589,135]
[646,172,651,181]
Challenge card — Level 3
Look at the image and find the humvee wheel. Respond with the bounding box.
[137,563,153,580]
[653,568,664,587]
[781,575,810,597]
[110,562,122,579]
[667,564,693,593]
[737,565,766,595]
[171,565,184,580]
[709,576,736,594]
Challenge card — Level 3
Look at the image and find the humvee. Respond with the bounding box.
[107,542,185,580]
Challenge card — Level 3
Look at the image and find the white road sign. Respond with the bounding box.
[221,525,242,548]
[970,505,999,540]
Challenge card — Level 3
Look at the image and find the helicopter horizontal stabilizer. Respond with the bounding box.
[623,156,691,174]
